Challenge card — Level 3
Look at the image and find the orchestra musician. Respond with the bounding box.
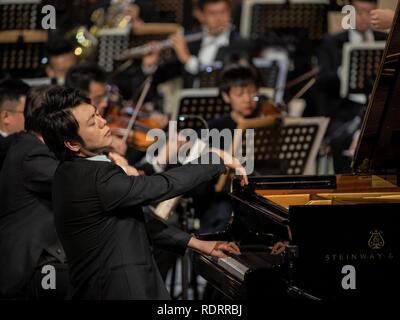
[192,62,280,234]
[314,0,387,173]
[0,79,30,170]
[37,86,246,299]
[112,0,255,102]
[0,86,69,299]
[45,37,79,86]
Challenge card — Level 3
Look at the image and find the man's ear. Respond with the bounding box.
[64,140,81,153]
[0,110,11,125]
[45,65,55,78]
[221,92,231,104]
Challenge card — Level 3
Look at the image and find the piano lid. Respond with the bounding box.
[352,3,400,175]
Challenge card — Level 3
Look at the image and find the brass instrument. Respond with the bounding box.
[68,0,132,60]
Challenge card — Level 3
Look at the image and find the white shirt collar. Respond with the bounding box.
[348,29,374,44]
[0,130,8,138]
[86,154,111,162]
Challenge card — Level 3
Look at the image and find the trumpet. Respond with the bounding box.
[116,31,203,61]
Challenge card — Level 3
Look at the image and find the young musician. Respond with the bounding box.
[38,86,245,300]
[191,63,270,234]
[209,62,265,132]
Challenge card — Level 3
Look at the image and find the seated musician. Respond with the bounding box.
[114,0,255,99]
[192,62,280,233]
[0,86,69,299]
[37,86,245,300]
[315,0,387,173]
[45,36,78,86]
[0,79,30,170]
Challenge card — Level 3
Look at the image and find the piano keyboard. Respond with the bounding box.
[214,256,249,281]
[213,252,283,282]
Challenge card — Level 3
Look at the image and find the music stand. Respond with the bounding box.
[97,25,130,73]
[175,88,231,130]
[240,0,329,43]
[0,0,41,31]
[194,62,223,89]
[176,88,276,128]
[236,116,329,175]
[152,0,185,24]
[254,57,289,105]
[0,30,47,78]
[340,41,386,98]
[193,57,289,105]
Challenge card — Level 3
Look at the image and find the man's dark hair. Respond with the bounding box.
[219,63,261,95]
[65,63,108,94]
[24,85,56,132]
[0,79,30,111]
[198,0,232,10]
[36,86,90,161]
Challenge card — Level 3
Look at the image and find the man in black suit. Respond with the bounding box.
[0,86,68,299]
[38,86,244,299]
[314,0,387,173]
[0,79,30,170]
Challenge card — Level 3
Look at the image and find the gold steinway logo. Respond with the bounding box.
[368,230,385,250]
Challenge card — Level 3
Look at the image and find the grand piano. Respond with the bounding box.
[195,5,400,301]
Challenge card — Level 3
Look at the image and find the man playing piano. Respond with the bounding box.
[37,86,245,300]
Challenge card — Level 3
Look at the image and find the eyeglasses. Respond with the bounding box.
[0,109,24,114]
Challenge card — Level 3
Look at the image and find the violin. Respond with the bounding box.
[104,82,165,151]
[255,94,285,117]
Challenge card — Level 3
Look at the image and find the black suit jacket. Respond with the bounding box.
[0,132,64,298]
[315,30,387,118]
[52,154,225,299]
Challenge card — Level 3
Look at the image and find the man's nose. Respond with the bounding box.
[98,115,107,128]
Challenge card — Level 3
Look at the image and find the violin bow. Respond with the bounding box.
[122,75,153,143]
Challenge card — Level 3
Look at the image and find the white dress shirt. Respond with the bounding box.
[185,26,231,75]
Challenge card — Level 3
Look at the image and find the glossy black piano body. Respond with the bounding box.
[196,175,400,300]
[195,3,400,300]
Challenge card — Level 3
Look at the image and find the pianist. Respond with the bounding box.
[37,86,243,300]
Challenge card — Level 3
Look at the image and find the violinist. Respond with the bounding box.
[209,62,279,135]
[193,62,281,234]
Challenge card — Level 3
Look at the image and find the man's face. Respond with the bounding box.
[89,81,108,116]
[0,96,26,134]
[70,103,112,153]
[354,1,377,32]
[222,84,258,117]
[46,53,78,85]
[202,1,231,35]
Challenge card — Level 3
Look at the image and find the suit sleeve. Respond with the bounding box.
[316,35,341,94]
[97,152,226,212]
[143,208,191,255]
[22,146,59,194]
